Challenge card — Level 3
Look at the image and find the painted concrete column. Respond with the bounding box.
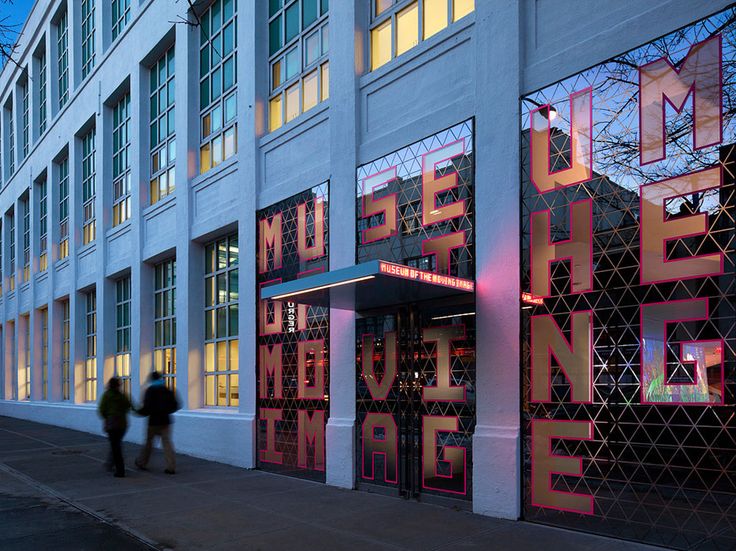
[472,0,522,520]
[325,0,361,489]
[236,0,258,467]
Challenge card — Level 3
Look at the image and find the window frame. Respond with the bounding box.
[111,0,131,41]
[115,277,131,395]
[150,46,176,204]
[154,258,177,391]
[8,210,15,291]
[81,0,96,79]
[112,94,131,226]
[61,299,70,400]
[81,129,96,245]
[20,78,29,159]
[22,194,30,282]
[204,233,239,407]
[38,50,47,135]
[57,157,69,260]
[267,0,329,132]
[57,11,69,109]
[41,308,48,400]
[85,290,97,402]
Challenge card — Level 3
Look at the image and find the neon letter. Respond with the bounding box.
[640,167,722,284]
[530,88,592,193]
[298,409,325,470]
[422,325,465,402]
[298,340,325,399]
[260,409,283,464]
[422,231,465,275]
[422,415,466,495]
[361,332,397,401]
[259,344,282,399]
[258,214,282,273]
[361,167,398,243]
[297,198,325,261]
[362,413,398,483]
[531,419,593,514]
[530,199,592,297]
[422,140,466,226]
[640,35,721,165]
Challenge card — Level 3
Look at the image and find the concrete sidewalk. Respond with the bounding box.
[0,416,661,551]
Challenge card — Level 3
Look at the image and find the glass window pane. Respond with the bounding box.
[217,341,227,370]
[229,235,239,265]
[205,243,215,273]
[285,2,299,43]
[285,48,299,80]
[396,2,418,57]
[225,93,236,122]
[423,0,448,40]
[229,303,238,336]
[223,22,234,55]
[206,375,215,405]
[321,62,329,101]
[305,31,319,66]
[371,20,391,71]
[229,268,239,301]
[217,306,227,338]
[224,126,236,159]
[223,0,233,20]
[320,0,328,15]
[375,0,392,16]
[269,0,282,17]
[230,341,239,372]
[269,95,283,132]
[321,24,329,54]
[285,83,300,123]
[205,276,215,306]
[272,59,282,89]
[303,69,318,112]
[453,0,474,21]
[212,105,222,133]
[218,240,228,269]
[200,143,211,173]
[200,76,210,109]
[212,66,222,99]
[269,16,282,56]
[217,273,227,304]
[205,309,215,339]
[212,135,223,166]
[303,0,318,28]
[217,375,228,406]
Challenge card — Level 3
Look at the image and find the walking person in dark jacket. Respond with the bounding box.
[135,371,180,474]
[98,377,132,478]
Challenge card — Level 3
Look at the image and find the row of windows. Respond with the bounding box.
[3,234,238,407]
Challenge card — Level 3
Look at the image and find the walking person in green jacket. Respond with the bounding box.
[98,377,132,478]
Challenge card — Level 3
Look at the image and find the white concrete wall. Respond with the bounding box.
[0,0,730,520]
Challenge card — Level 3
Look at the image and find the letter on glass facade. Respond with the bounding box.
[531,311,592,403]
[422,140,466,225]
[640,298,723,404]
[298,339,325,399]
[422,325,465,402]
[260,408,283,464]
[422,415,465,495]
[362,413,398,483]
[297,198,325,260]
[298,409,325,470]
[531,88,592,193]
[640,167,723,284]
[531,199,592,297]
[639,36,721,165]
[259,214,282,273]
[361,167,398,242]
[422,231,465,275]
[531,419,593,514]
[361,332,397,401]
[259,344,283,399]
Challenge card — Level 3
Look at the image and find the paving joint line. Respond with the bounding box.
[0,461,165,551]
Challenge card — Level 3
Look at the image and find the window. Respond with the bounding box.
[57,11,69,109]
[268,0,329,132]
[61,299,70,400]
[19,316,30,401]
[38,51,47,135]
[150,47,176,204]
[6,101,15,177]
[112,94,131,226]
[41,308,48,400]
[85,290,97,402]
[369,0,474,71]
[22,194,30,282]
[115,277,131,395]
[21,79,29,159]
[81,129,96,245]
[204,234,239,406]
[154,259,176,390]
[38,179,48,272]
[58,157,69,260]
[0,219,3,296]
[199,0,237,174]
[111,0,131,40]
[8,210,15,291]
[81,0,96,79]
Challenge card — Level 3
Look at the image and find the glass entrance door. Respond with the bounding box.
[355,299,475,504]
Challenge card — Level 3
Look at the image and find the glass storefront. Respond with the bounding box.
[257,182,330,481]
[355,120,476,502]
[521,8,735,548]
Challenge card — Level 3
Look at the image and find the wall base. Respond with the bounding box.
[472,424,520,520]
[325,417,355,489]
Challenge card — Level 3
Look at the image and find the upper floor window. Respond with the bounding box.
[8,209,15,291]
[81,0,96,79]
[112,94,131,226]
[57,157,69,260]
[112,0,131,40]
[154,259,176,390]
[199,0,237,174]
[204,234,239,406]
[370,0,474,71]
[57,11,69,109]
[268,0,329,132]
[150,46,176,204]
[61,299,71,400]
[37,51,48,135]
[20,78,29,159]
[38,178,48,272]
[5,99,15,178]
[22,194,30,283]
[115,277,131,395]
[81,129,96,245]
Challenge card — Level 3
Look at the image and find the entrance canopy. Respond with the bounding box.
[260,260,475,310]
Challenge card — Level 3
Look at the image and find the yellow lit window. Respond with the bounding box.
[269,96,283,131]
[423,0,447,40]
[272,59,282,89]
[453,0,474,22]
[396,2,418,57]
[200,143,211,174]
[303,70,318,112]
[371,19,392,70]
[321,62,329,101]
[285,84,300,124]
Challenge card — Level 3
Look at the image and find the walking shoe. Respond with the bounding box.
[164,469,175,475]
[134,459,148,471]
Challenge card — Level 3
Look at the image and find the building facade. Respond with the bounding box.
[0,0,732,548]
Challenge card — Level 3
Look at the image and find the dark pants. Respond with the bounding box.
[107,428,126,476]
